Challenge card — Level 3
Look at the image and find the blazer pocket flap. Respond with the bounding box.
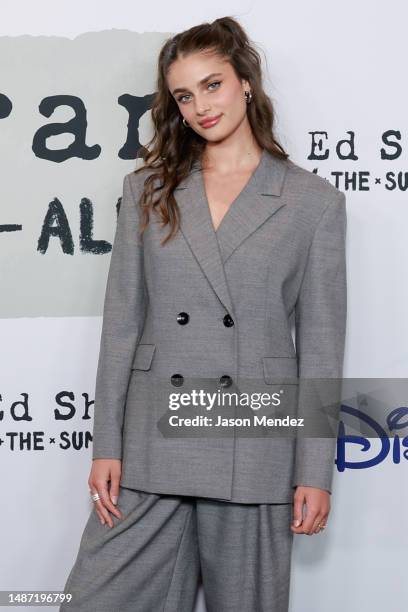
[262,357,298,385]
[131,344,156,371]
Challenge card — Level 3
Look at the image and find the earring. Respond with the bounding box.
[182,117,190,127]
[244,90,252,104]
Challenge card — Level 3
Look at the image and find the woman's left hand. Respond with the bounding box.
[290,485,330,535]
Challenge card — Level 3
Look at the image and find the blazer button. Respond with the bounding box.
[177,312,190,325]
[219,375,232,388]
[223,313,234,327]
[171,373,184,387]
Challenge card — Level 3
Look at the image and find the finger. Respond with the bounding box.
[291,492,304,528]
[311,514,325,534]
[90,485,116,527]
[95,499,113,527]
[97,481,122,521]
[109,472,121,507]
[302,504,319,535]
[290,525,306,535]
[314,514,329,534]
[95,507,105,525]
[89,487,109,526]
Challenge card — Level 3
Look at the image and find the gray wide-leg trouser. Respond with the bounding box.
[60,486,294,612]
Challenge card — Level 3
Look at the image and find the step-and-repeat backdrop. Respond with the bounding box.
[1,2,407,610]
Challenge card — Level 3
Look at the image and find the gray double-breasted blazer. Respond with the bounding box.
[91,148,347,503]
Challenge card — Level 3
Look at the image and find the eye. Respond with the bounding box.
[176,81,221,104]
[177,93,191,103]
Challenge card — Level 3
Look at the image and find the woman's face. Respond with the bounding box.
[167,51,250,143]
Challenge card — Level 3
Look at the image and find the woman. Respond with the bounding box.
[61,15,347,612]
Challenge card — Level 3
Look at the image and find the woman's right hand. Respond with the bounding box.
[88,459,123,528]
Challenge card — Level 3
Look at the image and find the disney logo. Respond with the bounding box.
[336,405,408,470]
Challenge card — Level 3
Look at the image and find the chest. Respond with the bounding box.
[143,195,309,313]
[203,168,257,232]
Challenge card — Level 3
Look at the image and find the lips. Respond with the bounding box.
[199,114,222,128]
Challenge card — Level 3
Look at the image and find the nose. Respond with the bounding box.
[194,94,211,115]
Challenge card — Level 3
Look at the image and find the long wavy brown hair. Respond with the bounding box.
[133,15,289,245]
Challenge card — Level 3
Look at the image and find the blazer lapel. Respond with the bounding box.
[174,148,289,315]
[216,150,289,263]
[175,166,235,315]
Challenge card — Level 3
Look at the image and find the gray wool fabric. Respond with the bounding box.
[60,486,294,612]
[91,148,347,503]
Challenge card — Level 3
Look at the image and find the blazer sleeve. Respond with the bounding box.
[92,172,147,460]
[292,190,347,493]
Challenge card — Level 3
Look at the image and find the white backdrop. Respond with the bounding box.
[1,1,407,610]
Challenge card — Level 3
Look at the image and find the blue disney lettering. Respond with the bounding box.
[336,405,408,471]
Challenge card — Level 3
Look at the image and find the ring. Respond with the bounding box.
[90,492,100,502]
[318,523,326,529]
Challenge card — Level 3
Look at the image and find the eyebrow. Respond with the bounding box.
[171,72,223,96]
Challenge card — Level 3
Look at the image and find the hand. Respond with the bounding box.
[290,485,330,535]
[88,459,123,528]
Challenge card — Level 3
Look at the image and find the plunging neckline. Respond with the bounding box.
[200,148,266,235]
